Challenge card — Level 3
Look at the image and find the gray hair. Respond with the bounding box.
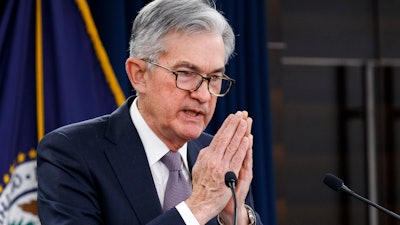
[129,0,235,64]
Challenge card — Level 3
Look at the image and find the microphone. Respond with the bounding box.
[225,171,238,225]
[225,171,238,188]
[323,173,400,220]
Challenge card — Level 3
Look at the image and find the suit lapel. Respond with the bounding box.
[104,97,162,224]
[187,141,200,173]
[103,97,216,224]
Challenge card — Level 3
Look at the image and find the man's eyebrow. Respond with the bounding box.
[174,61,225,74]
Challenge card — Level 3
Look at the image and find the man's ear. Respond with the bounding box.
[125,57,147,93]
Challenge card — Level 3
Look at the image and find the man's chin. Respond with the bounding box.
[180,128,203,141]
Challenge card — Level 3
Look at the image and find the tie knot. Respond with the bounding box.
[161,151,182,171]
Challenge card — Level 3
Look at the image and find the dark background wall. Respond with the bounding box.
[268,0,400,224]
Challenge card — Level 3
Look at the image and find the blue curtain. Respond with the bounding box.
[214,1,276,224]
[89,1,276,224]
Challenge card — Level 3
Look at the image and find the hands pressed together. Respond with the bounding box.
[186,111,253,225]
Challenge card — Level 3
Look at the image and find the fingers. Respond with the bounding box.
[237,135,253,188]
[186,111,253,223]
[192,110,252,186]
[245,115,253,137]
[221,138,253,218]
[209,111,250,162]
[220,118,247,160]
[209,112,241,150]
[228,135,249,174]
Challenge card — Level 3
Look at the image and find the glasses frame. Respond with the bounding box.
[142,59,236,97]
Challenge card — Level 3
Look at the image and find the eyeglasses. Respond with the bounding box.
[142,59,235,97]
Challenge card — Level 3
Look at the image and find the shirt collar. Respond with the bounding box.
[129,97,189,169]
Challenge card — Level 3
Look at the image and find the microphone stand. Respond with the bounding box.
[225,171,238,225]
[324,173,400,221]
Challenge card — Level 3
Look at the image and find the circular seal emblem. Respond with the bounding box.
[0,150,40,225]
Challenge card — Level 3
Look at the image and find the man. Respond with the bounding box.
[37,0,264,224]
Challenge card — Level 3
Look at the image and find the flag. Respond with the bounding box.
[0,0,125,224]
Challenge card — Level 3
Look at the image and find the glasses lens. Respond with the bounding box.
[175,71,233,96]
[209,78,231,96]
[176,71,201,91]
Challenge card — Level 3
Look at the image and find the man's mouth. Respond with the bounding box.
[184,110,202,117]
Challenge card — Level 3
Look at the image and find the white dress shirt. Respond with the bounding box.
[130,97,200,225]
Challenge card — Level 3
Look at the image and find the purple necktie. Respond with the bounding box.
[161,151,192,212]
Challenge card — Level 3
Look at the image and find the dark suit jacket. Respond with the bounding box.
[37,97,262,225]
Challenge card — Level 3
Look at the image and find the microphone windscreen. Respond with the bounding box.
[225,171,237,187]
[323,173,343,191]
